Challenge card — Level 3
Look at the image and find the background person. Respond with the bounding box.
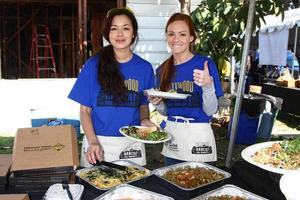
[68,8,155,167]
[147,13,223,166]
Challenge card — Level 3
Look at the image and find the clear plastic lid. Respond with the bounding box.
[43,183,84,200]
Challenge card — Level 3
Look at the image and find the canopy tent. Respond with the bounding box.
[259,8,300,76]
[259,8,300,33]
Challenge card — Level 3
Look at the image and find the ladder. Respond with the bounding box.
[29,24,57,78]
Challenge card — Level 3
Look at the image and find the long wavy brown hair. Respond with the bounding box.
[159,13,197,91]
[98,8,138,103]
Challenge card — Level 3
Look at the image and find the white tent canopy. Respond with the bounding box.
[258,8,300,74]
[260,8,300,33]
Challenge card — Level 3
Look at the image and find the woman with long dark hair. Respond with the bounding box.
[148,13,223,166]
[69,8,155,167]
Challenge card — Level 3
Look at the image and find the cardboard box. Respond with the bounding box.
[11,125,79,172]
[0,154,12,184]
[0,194,29,200]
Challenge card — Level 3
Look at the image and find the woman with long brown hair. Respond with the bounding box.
[69,8,155,167]
[148,13,223,166]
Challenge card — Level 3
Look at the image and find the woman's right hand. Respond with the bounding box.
[147,95,162,105]
[86,141,104,164]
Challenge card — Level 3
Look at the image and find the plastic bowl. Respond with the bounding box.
[279,172,300,200]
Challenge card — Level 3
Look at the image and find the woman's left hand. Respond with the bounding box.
[193,61,213,86]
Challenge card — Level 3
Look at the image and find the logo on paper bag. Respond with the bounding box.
[52,143,65,151]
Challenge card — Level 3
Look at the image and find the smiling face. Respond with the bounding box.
[109,15,134,51]
[166,20,194,56]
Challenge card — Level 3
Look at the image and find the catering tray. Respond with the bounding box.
[94,184,174,200]
[152,162,231,191]
[192,184,268,200]
[76,160,151,190]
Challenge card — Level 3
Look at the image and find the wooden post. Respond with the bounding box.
[77,0,83,71]
[83,0,87,62]
[77,0,88,71]
[60,6,64,77]
[72,4,76,76]
[17,5,21,78]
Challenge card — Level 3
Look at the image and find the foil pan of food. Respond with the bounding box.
[94,184,174,200]
[76,160,151,190]
[152,162,231,191]
[192,184,268,200]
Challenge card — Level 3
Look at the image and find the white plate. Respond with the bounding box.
[119,126,172,144]
[241,141,300,174]
[144,88,191,99]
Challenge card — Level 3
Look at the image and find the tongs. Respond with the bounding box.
[92,160,128,171]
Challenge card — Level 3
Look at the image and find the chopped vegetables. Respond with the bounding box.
[78,166,149,189]
[162,166,225,189]
[121,126,168,141]
[253,138,300,170]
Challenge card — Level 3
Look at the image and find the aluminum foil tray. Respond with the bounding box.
[76,160,151,190]
[94,184,174,200]
[152,161,231,191]
[192,184,268,200]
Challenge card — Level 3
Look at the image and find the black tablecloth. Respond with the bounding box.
[262,83,300,115]
[1,161,286,200]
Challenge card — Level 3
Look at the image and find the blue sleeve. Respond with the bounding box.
[141,64,155,105]
[68,59,95,107]
[207,58,224,98]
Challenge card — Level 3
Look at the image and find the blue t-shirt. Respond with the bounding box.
[68,54,155,136]
[156,54,223,122]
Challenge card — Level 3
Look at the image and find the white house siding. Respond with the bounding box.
[127,0,202,69]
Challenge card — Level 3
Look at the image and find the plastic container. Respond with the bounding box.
[43,183,84,200]
[31,118,80,137]
[256,100,279,139]
[227,110,259,144]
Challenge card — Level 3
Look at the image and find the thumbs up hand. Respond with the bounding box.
[193,61,213,86]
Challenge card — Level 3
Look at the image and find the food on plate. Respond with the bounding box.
[206,195,247,200]
[252,139,300,170]
[77,166,149,189]
[121,126,168,141]
[153,88,177,93]
[162,166,225,189]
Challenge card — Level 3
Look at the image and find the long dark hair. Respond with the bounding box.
[159,13,197,91]
[98,8,138,103]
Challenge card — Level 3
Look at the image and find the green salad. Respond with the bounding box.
[121,126,168,141]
